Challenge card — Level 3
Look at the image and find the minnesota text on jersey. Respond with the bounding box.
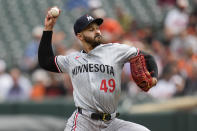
[72,63,115,76]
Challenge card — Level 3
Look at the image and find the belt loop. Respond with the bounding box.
[77,107,82,114]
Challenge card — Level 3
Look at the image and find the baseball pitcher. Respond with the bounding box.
[38,7,158,131]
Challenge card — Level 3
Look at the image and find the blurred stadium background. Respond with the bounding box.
[1,0,197,131]
[0,0,166,67]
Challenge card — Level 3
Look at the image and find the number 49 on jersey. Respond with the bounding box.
[100,79,116,93]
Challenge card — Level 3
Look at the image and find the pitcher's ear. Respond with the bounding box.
[77,33,83,41]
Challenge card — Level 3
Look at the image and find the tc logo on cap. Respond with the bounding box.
[87,16,94,21]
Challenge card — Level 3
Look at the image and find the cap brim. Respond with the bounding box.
[82,18,103,31]
[91,18,103,26]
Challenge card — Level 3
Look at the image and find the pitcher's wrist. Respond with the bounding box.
[44,26,53,31]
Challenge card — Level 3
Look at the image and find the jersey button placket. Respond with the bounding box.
[87,54,93,83]
[86,54,96,106]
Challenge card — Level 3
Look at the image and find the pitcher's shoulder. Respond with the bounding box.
[101,43,121,46]
[100,43,123,48]
[58,51,81,59]
[101,43,134,49]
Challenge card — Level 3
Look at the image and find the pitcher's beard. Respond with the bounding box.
[84,35,102,48]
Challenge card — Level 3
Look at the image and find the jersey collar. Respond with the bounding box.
[81,44,103,54]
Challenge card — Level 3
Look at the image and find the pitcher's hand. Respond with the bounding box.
[44,7,61,31]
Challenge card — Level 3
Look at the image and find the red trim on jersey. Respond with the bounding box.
[75,56,80,59]
[54,56,61,73]
[137,48,140,55]
[74,112,79,131]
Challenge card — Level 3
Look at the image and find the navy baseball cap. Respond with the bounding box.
[74,14,103,35]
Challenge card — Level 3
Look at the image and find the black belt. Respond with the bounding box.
[77,107,119,121]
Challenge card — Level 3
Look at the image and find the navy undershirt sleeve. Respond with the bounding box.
[38,31,59,72]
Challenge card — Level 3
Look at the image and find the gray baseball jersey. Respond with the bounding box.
[55,43,138,114]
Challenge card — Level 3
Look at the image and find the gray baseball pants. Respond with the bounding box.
[64,110,150,131]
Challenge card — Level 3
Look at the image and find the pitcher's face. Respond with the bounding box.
[80,23,102,47]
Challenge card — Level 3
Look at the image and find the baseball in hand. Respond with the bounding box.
[49,7,60,17]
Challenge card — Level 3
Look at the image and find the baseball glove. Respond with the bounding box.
[130,54,155,92]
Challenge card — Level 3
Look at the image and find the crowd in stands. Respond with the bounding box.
[0,0,197,102]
